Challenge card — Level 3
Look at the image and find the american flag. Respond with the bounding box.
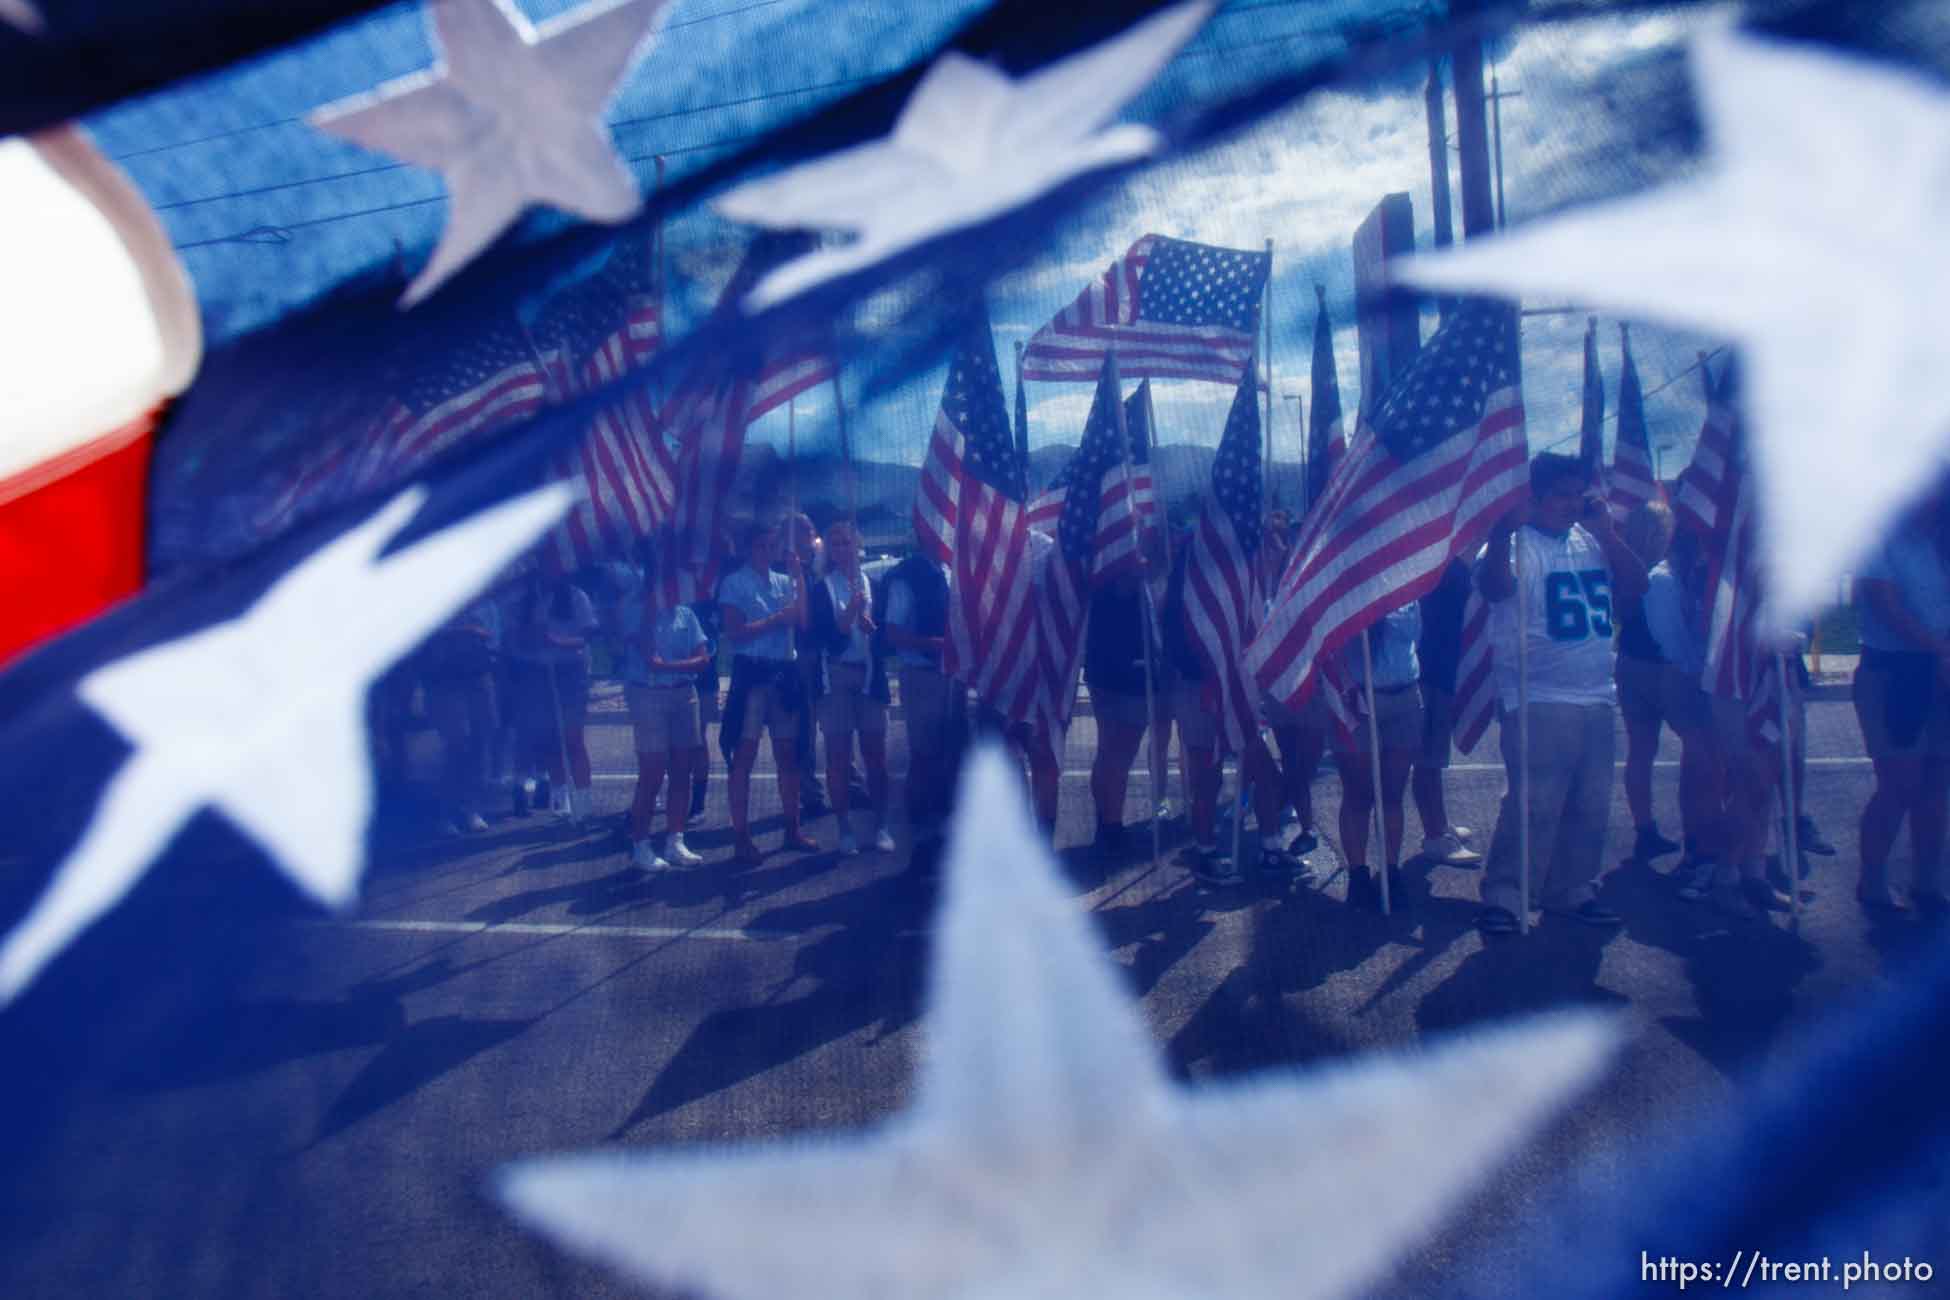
[1451,590,1496,754]
[1689,362,1781,736]
[1039,353,1144,726]
[1609,322,1661,514]
[1578,316,1606,492]
[915,309,1048,728]
[1673,353,1735,539]
[1248,298,1529,713]
[1020,235,1271,385]
[1306,283,1346,515]
[1025,378,1155,547]
[646,378,752,608]
[255,315,548,534]
[531,239,669,572]
[1184,360,1263,750]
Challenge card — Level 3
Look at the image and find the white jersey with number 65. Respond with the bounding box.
[1484,523,1616,709]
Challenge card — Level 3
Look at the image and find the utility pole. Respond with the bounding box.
[1487,64,1522,230]
[1450,4,1496,239]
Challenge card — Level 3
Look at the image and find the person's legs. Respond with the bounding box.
[633,751,668,849]
[860,729,890,822]
[1184,742,1219,844]
[1539,704,1617,911]
[1481,704,1580,919]
[774,723,814,850]
[1378,747,1415,869]
[1025,727,1060,831]
[1622,712,1661,836]
[1912,755,1949,902]
[1336,750,1374,871]
[1092,717,1145,832]
[729,737,761,855]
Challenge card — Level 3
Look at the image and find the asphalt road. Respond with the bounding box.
[1,690,1943,1298]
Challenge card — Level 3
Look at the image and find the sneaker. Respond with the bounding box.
[463,812,490,833]
[1741,877,1794,913]
[1154,800,1173,823]
[838,830,861,857]
[1796,815,1837,857]
[1544,899,1624,926]
[1676,859,1720,902]
[1258,843,1316,886]
[873,827,897,854]
[631,840,668,870]
[1474,904,1520,936]
[1856,871,1906,912]
[1632,825,1682,861]
[1092,823,1127,862]
[1711,880,1763,921]
[1191,846,1244,886]
[664,835,703,868]
[1287,826,1320,855]
[1421,830,1482,868]
[1346,866,1381,912]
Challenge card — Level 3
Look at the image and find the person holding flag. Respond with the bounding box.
[1474,453,1647,935]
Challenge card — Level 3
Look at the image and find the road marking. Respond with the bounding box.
[323,917,798,943]
[320,917,935,943]
[589,757,1872,781]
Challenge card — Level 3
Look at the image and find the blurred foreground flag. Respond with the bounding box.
[0,128,199,666]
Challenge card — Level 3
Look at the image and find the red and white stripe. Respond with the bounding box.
[1673,386,1735,540]
[1021,236,1256,384]
[1451,590,1497,754]
[917,411,1052,729]
[1024,468,1155,574]
[1184,498,1259,750]
[1248,391,1529,713]
[1609,439,1660,516]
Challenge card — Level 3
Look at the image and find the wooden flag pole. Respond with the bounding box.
[1360,629,1390,914]
[831,371,856,523]
[1517,534,1531,934]
[1776,652,1802,929]
[651,154,666,420]
[1262,239,1274,497]
[1108,340,1164,878]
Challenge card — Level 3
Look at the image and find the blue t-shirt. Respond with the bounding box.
[620,602,708,687]
[718,565,798,662]
[1859,532,1950,652]
[1344,601,1421,688]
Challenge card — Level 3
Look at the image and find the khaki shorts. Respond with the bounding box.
[1615,655,1666,727]
[818,662,888,736]
[1093,685,1166,731]
[735,678,799,744]
[1418,684,1455,768]
[1169,681,1218,749]
[1660,667,1712,734]
[627,683,700,753]
[900,665,957,756]
[1855,658,1950,758]
[1343,682,1423,755]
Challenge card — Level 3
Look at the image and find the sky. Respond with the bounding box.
[6,0,1722,487]
[732,5,1724,478]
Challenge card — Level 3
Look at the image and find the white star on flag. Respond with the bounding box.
[0,0,42,35]
[311,0,672,307]
[0,482,574,1002]
[1395,23,1950,628]
[714,2,1215,312]
[499,746,1617,1300]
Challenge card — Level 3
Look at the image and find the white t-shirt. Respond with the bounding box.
[823,570,873,664]
[1485,524,1616,708]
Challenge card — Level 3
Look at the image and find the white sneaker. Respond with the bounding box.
[1422,830,1482,866]
[873,827,897,854]
[838,830,861,856]
[1450,825,1475,842]
[665,834,704,867]
[631,840,668,870]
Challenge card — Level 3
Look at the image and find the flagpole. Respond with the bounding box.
[831,371,856,522]
[652,153,666,421]
[1262,238,1274,503]
[1517,536,1531,934]
[1108,339,1165,879]
[1360,629,1390,915]
[1776,651,1802,930]
[1014,340,1030,485]
[1144,377,1176,826]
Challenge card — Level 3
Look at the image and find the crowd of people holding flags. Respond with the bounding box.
[370,232,1950,935]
